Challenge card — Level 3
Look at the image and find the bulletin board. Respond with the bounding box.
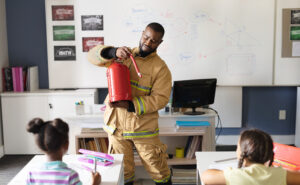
[274,0,300,85]
[281,8,300,58]
[45,0,275,88]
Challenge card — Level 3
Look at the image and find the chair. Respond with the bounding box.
[273,142,300,171]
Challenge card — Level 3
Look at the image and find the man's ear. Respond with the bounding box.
[159,39,163,44]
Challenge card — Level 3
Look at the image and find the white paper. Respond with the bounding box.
[292,42,300,57]
[208,160,238,170]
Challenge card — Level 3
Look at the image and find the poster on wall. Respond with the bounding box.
[291,10,300,24]
[290,26,300,40]
[81,15,103,30]
[54,46,76,61]
[52,5,74,21]
[53,25,75,41]
[82,37,104,52]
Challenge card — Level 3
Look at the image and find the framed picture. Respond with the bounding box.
[53,25,75,41]
[291,10,300,24]
[81,15,103,30]
[82,37,104,52]
[290,26,300,40]
[54,46,76,60]
[52,5,74,21]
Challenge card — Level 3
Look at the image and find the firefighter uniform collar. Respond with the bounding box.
[132,47,157,61]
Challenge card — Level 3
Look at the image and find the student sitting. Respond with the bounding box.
[201,129,300,185]
[26,118,101,185]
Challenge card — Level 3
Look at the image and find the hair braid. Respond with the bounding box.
[238,152,247,168]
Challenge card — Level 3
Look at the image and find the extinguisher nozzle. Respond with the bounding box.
[130,54,142,78]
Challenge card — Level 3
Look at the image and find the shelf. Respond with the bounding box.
[159,128,206,136]
[134,157,196,166]
[159,110,216,118]
[76,132,108,138]
[76,128,207,138]
[75,112,216,165]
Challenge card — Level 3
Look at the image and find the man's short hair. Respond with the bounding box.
[147,22,165,38]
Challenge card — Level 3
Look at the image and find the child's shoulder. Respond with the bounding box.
[224,164,286,177]
[41,161,79,174]
[224,164,287,185]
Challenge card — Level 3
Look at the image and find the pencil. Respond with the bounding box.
[94,158,97,173]
[214,157,237,163]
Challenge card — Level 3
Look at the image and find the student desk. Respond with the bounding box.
[196,151,236,185]
[8,154,124,185]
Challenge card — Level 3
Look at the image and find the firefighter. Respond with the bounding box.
[88,22,172,185]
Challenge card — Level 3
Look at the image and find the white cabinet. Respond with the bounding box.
[48,91,96,118]
[1,89,98,154]
[2,96,49,154]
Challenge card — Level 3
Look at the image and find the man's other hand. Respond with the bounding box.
[116,47,131,60]
[110,100,129,109]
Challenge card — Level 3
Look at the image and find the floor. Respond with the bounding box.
[0,155,34,185]
[0,145,236,185]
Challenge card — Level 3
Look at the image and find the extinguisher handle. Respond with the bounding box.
[129,54,142,78]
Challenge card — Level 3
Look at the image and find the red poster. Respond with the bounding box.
[52,5,74,21]
[82,37,104,52]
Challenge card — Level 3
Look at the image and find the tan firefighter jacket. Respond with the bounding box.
[88,45,172,138]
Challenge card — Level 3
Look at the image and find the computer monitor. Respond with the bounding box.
[172,78,217,115]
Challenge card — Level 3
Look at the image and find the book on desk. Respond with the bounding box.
[176,121,210,132]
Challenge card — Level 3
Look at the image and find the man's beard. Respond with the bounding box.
[139,42,155,57]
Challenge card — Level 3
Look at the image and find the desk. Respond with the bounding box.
[8,154,124,185]
[196,151,236,185]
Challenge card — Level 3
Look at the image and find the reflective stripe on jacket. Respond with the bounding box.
[88,45,172,138]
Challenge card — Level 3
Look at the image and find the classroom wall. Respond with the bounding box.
[5,0,48,89]
[4,0,298,142]
[242,87,296,135]
[0,0,9,149]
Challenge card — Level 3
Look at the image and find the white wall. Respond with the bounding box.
[0,0,9,157]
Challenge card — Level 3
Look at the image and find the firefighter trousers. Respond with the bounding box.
[108,132,171,183]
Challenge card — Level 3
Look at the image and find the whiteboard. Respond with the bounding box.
[46,0,275,88]
[274,0,300,85]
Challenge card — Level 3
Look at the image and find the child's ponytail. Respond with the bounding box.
[238,151,248,168]
[27,118,46,134]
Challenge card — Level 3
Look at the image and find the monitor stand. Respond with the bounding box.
[183,107,205,115]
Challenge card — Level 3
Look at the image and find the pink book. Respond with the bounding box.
[17,67,24,92]
[78,149,114,162]
[12,67,24,92]
[12,67,18,92]
[78,157,113,166]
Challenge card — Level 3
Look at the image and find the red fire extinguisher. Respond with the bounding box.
[107,54,141,103]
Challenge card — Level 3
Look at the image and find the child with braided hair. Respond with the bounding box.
[26,118,101,185]
[201,129,300,185]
